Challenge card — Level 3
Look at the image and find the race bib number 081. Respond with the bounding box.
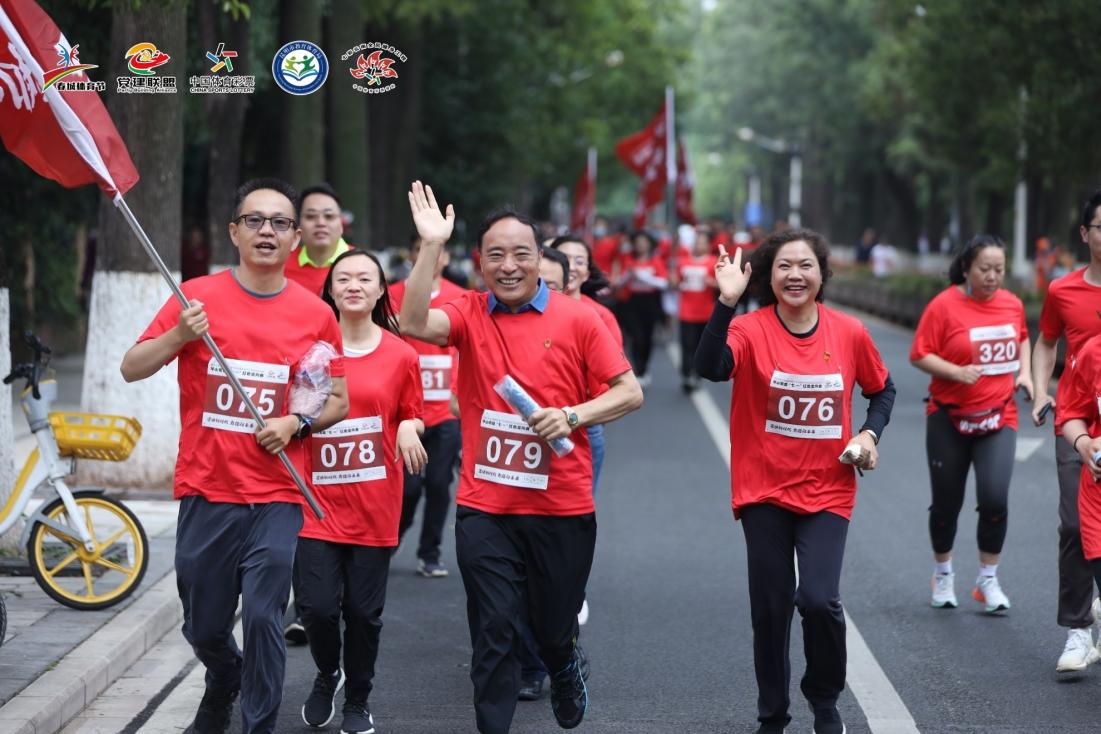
[970,324,1019,375]
[311,416,385,485]
[474,410,551,490]
[419,354,452,401]
[765,370,844,440]
[202,358,288,433]
[680,265,708,292]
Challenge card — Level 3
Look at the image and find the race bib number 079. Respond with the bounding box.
[765,370,844,440]
[474,410,551,490]
[419,354,452,401]
[202,358,288,433]
[970,324,1019,375]
[310,416,385,485]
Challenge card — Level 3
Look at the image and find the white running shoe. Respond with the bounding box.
[1092,596,1100,623]
[930,572,957,608]
[578,599,589,626]
[971,575,1010,613]
[1056,628,1100,673]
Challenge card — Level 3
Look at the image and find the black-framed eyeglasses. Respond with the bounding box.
[234,214,297,232]
[1087,223,1101,232]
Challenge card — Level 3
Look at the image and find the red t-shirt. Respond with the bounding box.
[910,286,1028,429]
[1040,268,1101,429]
[442,290,630,515]
[725,305,889,520]
[676,254,718,323]
[138,270,345,505]
[580,295,624,350]
[300,330,422,546]
[592,236,620,275]
[389,278,466,428]
[620,254,668,296]
[1054,335,1101,559]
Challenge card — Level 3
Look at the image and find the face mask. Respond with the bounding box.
[594,226,607,237]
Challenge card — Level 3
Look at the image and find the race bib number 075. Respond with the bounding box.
[970,324,1019,375]
[765,370,844,440]
[474,410,551,490]
[202,358,288,433]
[311,416,385,485]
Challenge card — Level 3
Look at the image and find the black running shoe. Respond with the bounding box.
[753,723,786,734]
[575,643,590,681]
[518,672,545,701]
[549,652,588,729]
[190,678,240,734]
[811,706,845,734]
[340,694,376,734]
[284,617,308,645]
[302,668,345,728]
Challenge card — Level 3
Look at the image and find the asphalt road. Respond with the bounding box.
[139,308,1101,732]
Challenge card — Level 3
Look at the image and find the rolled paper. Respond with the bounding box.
[493,374,575,457]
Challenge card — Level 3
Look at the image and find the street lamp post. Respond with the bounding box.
[737,127,801,227]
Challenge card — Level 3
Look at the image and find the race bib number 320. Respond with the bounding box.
[202,358,288,433]
[970,324,1019,375]
[765,370,844,440]
[311,416,385,485]
[474,410,551,490]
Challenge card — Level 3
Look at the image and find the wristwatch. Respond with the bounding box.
[293,413,313,440]
[561,407,580,430]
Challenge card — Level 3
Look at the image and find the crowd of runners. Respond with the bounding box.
[117,178,1101,734]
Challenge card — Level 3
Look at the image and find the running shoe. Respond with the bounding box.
[1056,628,1100,673]
[971,575,1010,613]
[416,559,449,578]
[811,705,846,734]
[518,672,545,701]
[284,617,308,645]
[340,695,375,734]
[754,724,786,734]
[576,642,590,681]
[550,651,588,729]
[930,572,957,608]
[191,680,240,734]
[577,598,589,626]
[302,668,345,728]
[1093,596,1100,623]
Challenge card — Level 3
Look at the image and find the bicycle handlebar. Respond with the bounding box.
[4,331,52,399]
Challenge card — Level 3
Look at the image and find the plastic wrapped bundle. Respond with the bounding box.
[289,341,339,420]
[493,374,574,457]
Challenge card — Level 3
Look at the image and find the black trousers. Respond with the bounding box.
[741,503,849,727]
[1056,435,1097,628]
[455,506,596,734]
[399,419,461,563]
[926,409,1015,555]
[295,537,390,699]
[678,319,707,378]
[619,292,663,377]
[175,497,302,734]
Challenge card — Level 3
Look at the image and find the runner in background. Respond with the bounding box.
[910,235,1031,613]
[694,229,895,734]
[673,229,718,393]
[121,179,349,734]
[390,237,466,579]
[614,230,668,388]
[284,184,353,295]
[1032,189,1101,674]
[297,250,426,734]
[400,182,643,734]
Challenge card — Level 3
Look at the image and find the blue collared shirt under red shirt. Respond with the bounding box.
[486,279,550,314]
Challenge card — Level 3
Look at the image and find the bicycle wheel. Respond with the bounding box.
[27,492,149,610]
[0,591,6,646]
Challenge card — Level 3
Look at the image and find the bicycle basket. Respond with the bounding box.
[48,412,143,462]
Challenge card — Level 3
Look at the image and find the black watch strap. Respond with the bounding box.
[293,413,312,439]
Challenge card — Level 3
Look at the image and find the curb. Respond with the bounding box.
[0,570,182,734]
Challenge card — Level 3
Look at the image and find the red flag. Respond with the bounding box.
[675,141,697,225]
[631,145,665,228]
[570,149,596,237]
[615,103,666,177]
[0,0,138,196]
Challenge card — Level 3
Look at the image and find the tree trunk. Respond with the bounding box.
[84,2,186,490]
[882,168,921,249]
[0,288,21,551]
[327,0,368,244]
[280,0,325,187]
[199,0,251,268]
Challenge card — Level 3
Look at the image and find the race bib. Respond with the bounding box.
[765,370,844,440]
[202,358,288,433]
[970,324,1019,375]
[680,265,708,292]
[419,354,452,402]
[310,416,385,485]
[474,409,551,490]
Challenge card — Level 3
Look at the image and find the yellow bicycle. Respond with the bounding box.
[3,332,149,610]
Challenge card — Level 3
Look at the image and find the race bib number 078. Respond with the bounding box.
[474,410,551,490]
[311,416,385,485]
[970,324,1019,375]
[765,370,844,440]
[202,358,288,433]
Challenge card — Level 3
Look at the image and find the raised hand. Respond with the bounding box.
[715,245,752,307]
[407,180,455,246]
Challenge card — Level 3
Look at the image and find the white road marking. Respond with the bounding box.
[1015,437,1044,462]
[666,342,921,734]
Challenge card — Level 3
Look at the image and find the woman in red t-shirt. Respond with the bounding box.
[910,235,1031,615]
[295,250,427,733]
[694,228,895,734]
[671,233,718,393]
[613,231,668,387]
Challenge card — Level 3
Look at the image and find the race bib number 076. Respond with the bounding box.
[970,324,1019,375]
[765,370,844,440]
[311,416,385,485]
[474,410,551,490]
[202,358,288,433]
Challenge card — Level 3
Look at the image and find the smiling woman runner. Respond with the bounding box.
[910,235,1032,614]
[296,250,427,734]
[694,228,896,734]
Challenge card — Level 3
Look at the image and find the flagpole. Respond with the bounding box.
[586,145,597,242]
[665,85,677,234]
[112,194,326,520]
